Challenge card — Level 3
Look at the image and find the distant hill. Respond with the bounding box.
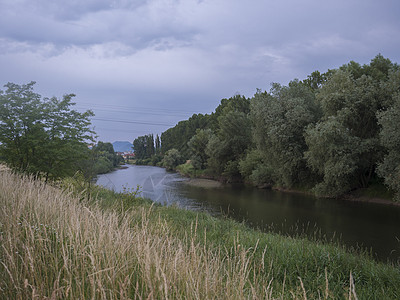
[112,141,133,152]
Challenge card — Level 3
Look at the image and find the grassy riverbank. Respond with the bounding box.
[1,171,399,299]
[176,162,400,207]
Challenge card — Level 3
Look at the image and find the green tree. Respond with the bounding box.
[303,70,328,90]
[146,134,155,158]
[304,117,362,196]
[161,113,210,158]
[133,136,146,159]
[133,134,155,160]
[239,149,275,187]
[377,93,400,200]
[205,134,225,175]
[363,53,394,81]
[187,129,212,169]
[305,55,399,196]
[162,148,184,171]
[214,94,250,117]
[206,110,251,180]
[92,141,122,171]
[155,134,161,154]
[94,141,114,154]
[0,82,94,180]
[250,80,319,187]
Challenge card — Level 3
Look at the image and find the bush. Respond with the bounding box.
[239,149,264,181]
[176,162,195,177]
[222,160,241,182]
[94,156,114,174]
[250,164,274,188]
[150,154,163,166]
[162,149,184,171]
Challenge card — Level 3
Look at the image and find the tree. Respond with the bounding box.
[155,134,161,154]
[146,134,155,158]
[93,141,122,170]
[377,93,400,200]
[304,117,362,196]
[162,148,184,171]
[206,110,251,180]
[0,82,94,180]
[133,136,146,159]
[303,70,328,90]
[305,55,399,196]
[250,80,319,187]
[94,141,114,154]
[161,113,210,158]
[214,94,250,117]
[133,134,154,160]
[187,129,212,169]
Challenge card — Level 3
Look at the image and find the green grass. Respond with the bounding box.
[1,170,399,299]
[176,163,208,178]
[95,185,400,299]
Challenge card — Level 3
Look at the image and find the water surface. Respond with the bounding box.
[97,165,400,263]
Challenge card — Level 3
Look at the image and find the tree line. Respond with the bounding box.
[155,55,400,200]
[132,133,162,165]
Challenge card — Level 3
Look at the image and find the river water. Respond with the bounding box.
[96,165,400,263]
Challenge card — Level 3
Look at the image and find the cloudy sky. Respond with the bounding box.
[1,0,399,143]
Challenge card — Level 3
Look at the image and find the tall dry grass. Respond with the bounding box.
[0,170,365,299]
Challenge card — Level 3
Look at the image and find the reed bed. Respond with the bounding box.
[0,170,399,299]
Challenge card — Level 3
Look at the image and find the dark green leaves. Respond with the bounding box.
[0,82,94,180]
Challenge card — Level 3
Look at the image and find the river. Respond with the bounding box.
[96,165,400,263]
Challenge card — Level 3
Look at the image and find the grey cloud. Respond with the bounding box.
[3,0,146,21]
[1,0,400,142]
[0,0,200,51]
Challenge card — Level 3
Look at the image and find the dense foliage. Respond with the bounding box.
[305,55,399,196]
[377,90,400,201]
[133,134,155,159]
[162,148,184,171]
[159,55,400,199]
[0,82,124,182]
[132,133,162,165]
[161,113,210,158]
[250,81,320,187]
[0,82,94,181]
[91,141,123,174]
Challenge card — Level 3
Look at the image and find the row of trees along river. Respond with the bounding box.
[134,54,400,201]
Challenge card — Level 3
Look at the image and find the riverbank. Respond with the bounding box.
[272,185,400,207]
[175,162,400,207]
[342,194,400,206]
[2,170,399,299]
[183,178,223,188]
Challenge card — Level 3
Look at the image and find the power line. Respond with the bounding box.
[94,127,162,134]
[92,118,174,126]
[77,106,190,117]
[76,101,203,115]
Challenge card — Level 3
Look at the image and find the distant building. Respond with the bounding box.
[124,153,135,160]
[116,152,135,160]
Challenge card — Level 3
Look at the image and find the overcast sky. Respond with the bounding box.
[1,0,399,143]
